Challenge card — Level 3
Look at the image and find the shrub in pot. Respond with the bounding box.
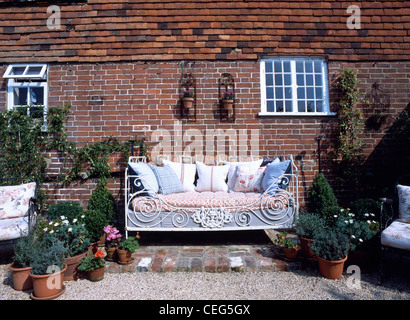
[309,224,350,279]
[29,239,68,299]
[117,236,139,264]
[307,173,338,215]
[9,231,38,291]
[295,213,326,258]
[84,209,109,244]
[77,250,106,282]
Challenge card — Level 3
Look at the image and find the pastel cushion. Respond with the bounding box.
[128,162,159,196]
[381,220,410,251]
[162,160,196,192]
[233,165,266,193]
[0,217,30,241]
[148,164,185,195]
[0,182,36,220]
[261,160,292,194]
[261,157,280,167]
[225,159,263,191]
[397,184,410,222]
[195,162,230,192]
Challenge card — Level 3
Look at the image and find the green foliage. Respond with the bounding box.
[334,69,365,185]
[274,232,297,249]
[46,201,84,220]
[309,224,350,261]
[349,198,380,219]
[295,213,327,239]
[87,181,116,226]
[84,209,109,242]
[118,236,139,253]
[46,223,91,257]
[77,251,105,272]
[12,231,39,268]
[30,238,68,275]
[307,173,338,216]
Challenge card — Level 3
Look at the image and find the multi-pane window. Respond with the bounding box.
[260,58,331,115]
[3,64,48,118]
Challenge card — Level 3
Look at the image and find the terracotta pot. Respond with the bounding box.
[222,99,234,117]
[282,247,298,260]
[299,236,316,259]
[64,251,88,281]
[30,264,67,299]
[317,256,347,280]
[8,263,33,291]
[117,248,132,263]
[88,266,105,282]
[182,97,194,109]
[105,247,117,261]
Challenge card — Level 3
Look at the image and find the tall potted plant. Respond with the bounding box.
[8,231,38,291]
[29,239,68,299]
[309,224,350,279]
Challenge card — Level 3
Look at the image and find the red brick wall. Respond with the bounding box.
[1,59,410,215]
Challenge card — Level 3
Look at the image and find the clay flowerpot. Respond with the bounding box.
[282,247,298,260]
[30,264,67,299]
[317,256,348,280]
[8,263,33,291]
[222,99,234,117]
[182,97,194,109]
[105,247,117,261]
[64,251,88,281]
[88,266,105,282]
[117,248,132,264]
[299,236,316,259]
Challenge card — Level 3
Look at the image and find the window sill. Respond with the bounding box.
[258,112,337,117]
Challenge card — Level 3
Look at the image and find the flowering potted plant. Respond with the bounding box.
[77,250,106,282]
[182,89,194,110]
[274,232,299,260]
[104,225,122,261]
[117,233,140,264]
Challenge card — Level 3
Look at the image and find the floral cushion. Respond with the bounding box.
[0,217,30,241]
[233,165,266,193]
[381,220,410,251]
[0,182,36,220]
[397,184,410,222]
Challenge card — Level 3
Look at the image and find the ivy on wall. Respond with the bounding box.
[0,104,147,211]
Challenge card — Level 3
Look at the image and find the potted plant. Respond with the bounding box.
[104,225,122,261]
[29,239,68,299]
[274,231,299,260]
[77,250,106,282]
[182,89,194,110]
[309,224,350,279]
[222,90,234,117]
[84,209,109,250]
[8,231,38,291]
[117,234,140,264]
[295,213,326,258]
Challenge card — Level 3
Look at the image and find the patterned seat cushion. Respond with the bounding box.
[0,217,30,241]
[381,220,410,251]
[0,182,36,220]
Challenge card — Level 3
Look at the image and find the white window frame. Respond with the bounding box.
[259,57,334,116]
[3,64,48,121]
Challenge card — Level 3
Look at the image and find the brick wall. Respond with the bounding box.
[1,59,409,218]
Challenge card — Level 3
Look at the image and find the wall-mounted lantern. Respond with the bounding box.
[218,73,235,122]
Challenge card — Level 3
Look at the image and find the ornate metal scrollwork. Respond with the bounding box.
[192,207,233,228]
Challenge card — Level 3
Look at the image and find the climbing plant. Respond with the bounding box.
[333,69,365,196]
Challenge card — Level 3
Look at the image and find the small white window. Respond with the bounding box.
[260,57,333,116]
[3,64,48,120]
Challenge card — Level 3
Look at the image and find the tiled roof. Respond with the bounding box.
[0,0,408,63]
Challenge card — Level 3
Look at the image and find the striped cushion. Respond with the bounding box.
[148,164,185,195]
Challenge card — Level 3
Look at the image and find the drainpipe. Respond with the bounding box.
[316,136,323,173]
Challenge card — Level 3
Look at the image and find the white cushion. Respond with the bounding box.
[195,162,230,192]
[397,184,410,222]
[225,159,264,191]
[162,160,196,192]
[381,220,410,251]
[233,165,266,193]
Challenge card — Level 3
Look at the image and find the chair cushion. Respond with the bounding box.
[162,160,196,192]
[381,220,410,251]
[397,184,410,222]
[261,160,292,194]
[224,159,263,191]
[0,217,29,241]
[195,162,230,192]
[148,164,185,195]
[233,165,266,193]
[0,182,36,220]
[128,162,159,196]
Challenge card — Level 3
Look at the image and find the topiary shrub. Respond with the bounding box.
[87,181,116,227]
[84,209,109,242]
[46,201,84,221]
[307,173,339,217]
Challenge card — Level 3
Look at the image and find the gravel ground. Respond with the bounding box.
[1,264,409,300]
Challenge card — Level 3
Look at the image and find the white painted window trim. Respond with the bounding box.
[259,57,334,116]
